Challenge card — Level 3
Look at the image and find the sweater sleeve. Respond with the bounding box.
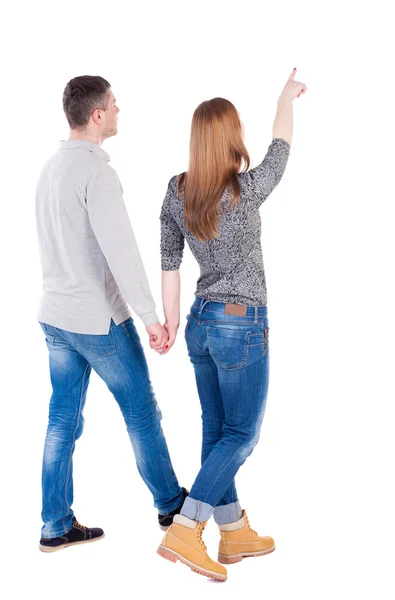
[86,164,159,327]
[160,176,185,270]
[240,137,291,207]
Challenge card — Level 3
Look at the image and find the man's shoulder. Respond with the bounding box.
[36,152,57,186]
[85,154,119,183]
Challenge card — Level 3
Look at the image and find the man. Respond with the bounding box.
[35,75,187,552]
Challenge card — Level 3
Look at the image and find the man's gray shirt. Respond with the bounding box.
[35,139,159,334]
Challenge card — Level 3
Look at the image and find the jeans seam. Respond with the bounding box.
[192,318,265,325]
[186,313,205,350]
[188,313,199,326]
[214,500,240,511]
[121,320,147,363]
[70,331,117,358]
[63,362,90,523]
[158,424,174,492]
[195,307,266,314]
[263,327,269,357]
[121,322,131,338]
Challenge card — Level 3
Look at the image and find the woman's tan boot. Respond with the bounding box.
[218,509,275,564]
[157,514,227,581]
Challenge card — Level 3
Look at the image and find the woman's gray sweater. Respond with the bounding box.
[160,137,291,306]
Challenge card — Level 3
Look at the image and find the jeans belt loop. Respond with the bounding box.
[254,306,258,324]
[199,298,210,318]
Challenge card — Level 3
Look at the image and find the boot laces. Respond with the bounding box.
[244,513,257,536]
[196,522,207,551]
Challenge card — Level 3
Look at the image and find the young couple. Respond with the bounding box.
[35,70,307,581]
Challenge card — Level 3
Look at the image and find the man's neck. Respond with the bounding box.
[68,131,105,146]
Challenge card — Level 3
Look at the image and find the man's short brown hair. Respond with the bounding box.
[63,75,111,129]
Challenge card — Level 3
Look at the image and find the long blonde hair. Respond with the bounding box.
[176,98,250,242]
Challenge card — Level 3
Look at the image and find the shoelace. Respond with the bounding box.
[74,518,87,531]
[244,513,257,536]
[196,522,207,552]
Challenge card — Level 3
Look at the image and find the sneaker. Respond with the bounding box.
[39,517,105,553]
[158,487,189,531]
[217,509,275,564]
[157,514,227,581]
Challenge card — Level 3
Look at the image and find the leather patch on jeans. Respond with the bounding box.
[224,303,247,316]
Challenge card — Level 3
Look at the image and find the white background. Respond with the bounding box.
[1,1,394,598]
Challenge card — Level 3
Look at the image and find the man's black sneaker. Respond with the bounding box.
[39,517,105,553]
[158,487,189,531]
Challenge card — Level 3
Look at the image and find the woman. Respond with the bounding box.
[156,68,307,581]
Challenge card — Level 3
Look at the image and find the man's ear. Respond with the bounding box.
[91,108,102,125]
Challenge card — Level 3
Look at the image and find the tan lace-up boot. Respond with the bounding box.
[157,514,227,581]
[218,510,275,564]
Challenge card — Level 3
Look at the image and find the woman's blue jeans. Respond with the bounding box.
[180,296,270,525]
[38,316,183,539]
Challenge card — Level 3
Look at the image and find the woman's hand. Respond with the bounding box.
[146,322,169,353]
[279,67,307,102]
[158,321,179,355]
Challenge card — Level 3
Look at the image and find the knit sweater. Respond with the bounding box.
[160,137,291,306]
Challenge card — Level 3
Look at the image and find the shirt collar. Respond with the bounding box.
[59,139,110,162]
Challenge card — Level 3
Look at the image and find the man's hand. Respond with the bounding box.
[159,321,179,355]
[146,322,169,354]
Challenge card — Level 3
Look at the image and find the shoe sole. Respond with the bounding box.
[218,544,276,564]
[159,524,170,532]
[157,545,227,581]
[39,533,105,553]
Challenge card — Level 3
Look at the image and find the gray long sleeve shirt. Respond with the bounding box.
[35,139,159,334]
[160,137,290,306]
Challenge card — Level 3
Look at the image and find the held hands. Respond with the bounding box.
[280,67,307,101]
[161,321,178,355]
[146,321,179,355]
[146,322,169,354]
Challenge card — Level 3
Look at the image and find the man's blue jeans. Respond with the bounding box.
[38,316,183,539]
[180,296,270,525]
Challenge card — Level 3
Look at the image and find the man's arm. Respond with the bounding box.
[86,164,159,327]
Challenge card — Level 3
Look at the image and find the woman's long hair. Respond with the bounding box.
[176,98,250,242]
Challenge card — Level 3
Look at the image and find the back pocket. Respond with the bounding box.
[71,331,116,358]
[39,322,68,347]
[207,326,251,370]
